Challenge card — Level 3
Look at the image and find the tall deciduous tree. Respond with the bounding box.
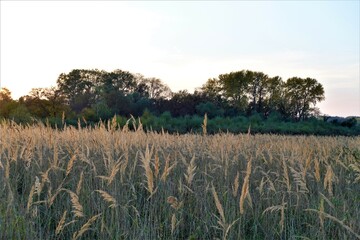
[264,76,284,116]
[0,88,15,117]
[41,87,69,118]
[247,71,269,114]
[57,69,102,112]
[284,77,324,120]
[20,88,50,118]
[101,69,137,95]
[19,87,69,119]
[218,70,251,112]
[0,88,12,102]
[136,76,172,99]
[199,78,222,100]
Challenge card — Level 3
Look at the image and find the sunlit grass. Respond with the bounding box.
[0,118,359,239]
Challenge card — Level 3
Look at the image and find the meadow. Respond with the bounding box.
[0,118,359,239]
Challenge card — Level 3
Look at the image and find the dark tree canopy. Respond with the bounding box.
[283,77,325,120]
[0,68,335,134]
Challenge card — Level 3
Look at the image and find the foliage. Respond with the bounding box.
[0,68,355,135]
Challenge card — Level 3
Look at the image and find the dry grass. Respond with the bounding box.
[0,119,359,239]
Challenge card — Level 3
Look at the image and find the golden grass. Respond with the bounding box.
[239,158,252,215]
[0,119,359,239]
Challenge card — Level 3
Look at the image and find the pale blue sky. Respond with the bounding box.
[1,1,359,117]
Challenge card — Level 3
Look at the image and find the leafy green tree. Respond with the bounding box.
[218,70,251,112]
[103,90,132,116]
[20,88,51,118]
[20,87,69,119]
[247,71,269,114]
[92,101,112,120]
[0,88,14,118]
[167,90,202,117]
[8,104,32,123]
[57,69,102,112]
[0,87,12,102]
[101,69,137,95]
[263,76,284,116]
[135,76,172,99]
[41,87,69,118]
[283,77,325,120]
[199,78,222,101]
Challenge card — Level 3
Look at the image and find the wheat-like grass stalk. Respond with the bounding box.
[27,184,35,213]
[40,167,51,186]
[63,189,84,218]
[212,185,226,224]
[184,155,196,187]
[154,151,160,179]
[289,166,308,193]
[262,199,287,234]
[76,171,84,195]
[53,143,59,168]
[48,188,62,207]
[161,154,176,182]
[72,213,102,240]
[66,153,77,176]
[303,154,312,178]
[34,176,41,197]
[319,198,325,230]
[282,157,291,192]
[324,165,334,196]
[314,158,321,182]
[171,213,177,235]
[202,113,207,135]
[167,196,183,210]
[239,158,252,214]
[55,210,67,235]
[279,197,286,234]
[305,209,360,239]
[140,145,154,195]
[5,158,10,180]
[107,158,123,185]
[232,171,240,197]
[349,162,360,183]
[95,190,117,208]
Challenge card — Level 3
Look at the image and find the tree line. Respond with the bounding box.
[0,68,358,134]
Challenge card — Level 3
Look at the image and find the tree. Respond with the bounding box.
[247,71,269,114]
[0,88,15,118]
[263,76,284,116]
[41,87,69,118]
[283,77,324,120]
[20,88,50,118]
[199,78,222,101]
[167,90,202,117]
[57,69,102,112]
[0,87,12,102]
[218,70,251,112]
[101,69,137,95]
[8,104,32,123]
[135,76,172,99]
[19,87,69,119]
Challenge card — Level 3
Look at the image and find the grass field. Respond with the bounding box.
[0,119,359,239]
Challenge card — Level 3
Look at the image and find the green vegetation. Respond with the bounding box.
[1,68,359,135]
[1,120,359,239]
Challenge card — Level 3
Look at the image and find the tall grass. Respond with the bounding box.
[0,118,359,239]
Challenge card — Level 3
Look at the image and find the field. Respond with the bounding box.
[0,119,360,240]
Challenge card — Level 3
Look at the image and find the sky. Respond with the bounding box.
[0,1,359,117]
